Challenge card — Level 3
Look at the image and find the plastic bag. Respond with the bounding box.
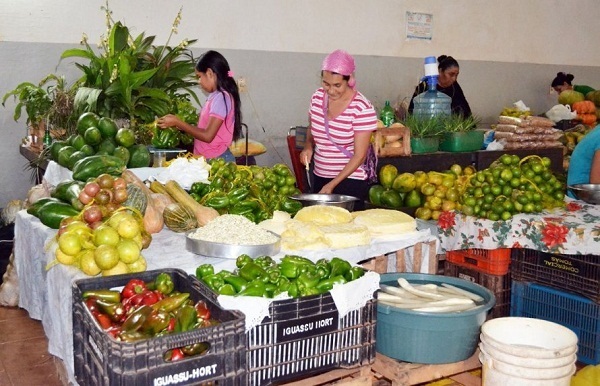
[546,104,577,122]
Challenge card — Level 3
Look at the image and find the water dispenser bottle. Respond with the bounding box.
[412,56,452,120]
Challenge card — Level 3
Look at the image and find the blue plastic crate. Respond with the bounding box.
[511,280,600,365]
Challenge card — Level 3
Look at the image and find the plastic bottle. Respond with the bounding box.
[380,100,395,127]
[42,124,52,148]
[412,56,452,120]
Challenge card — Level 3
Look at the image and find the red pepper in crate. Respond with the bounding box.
[194,300,211,322]
[121,278,147,299]
[94,312,113,330]
[95,298,126,323]
[164,348,186,362]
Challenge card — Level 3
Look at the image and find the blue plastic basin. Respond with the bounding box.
[377,273,496,364]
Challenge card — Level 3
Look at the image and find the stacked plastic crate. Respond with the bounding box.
[443,248,512,319]
[510,249,600,365]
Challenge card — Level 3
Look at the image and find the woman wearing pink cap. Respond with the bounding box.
[300,49,377,211]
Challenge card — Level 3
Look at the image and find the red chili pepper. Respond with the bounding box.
[122,279,147,299]
[95,313,113,330]
[85,297,98,313]
[106,325,121,338]
[170,348,185,362]
[194,300,211,321]
[141,290,160,306]
[167,317,177,332]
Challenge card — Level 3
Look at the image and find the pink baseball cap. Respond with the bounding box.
[321,49,356,88]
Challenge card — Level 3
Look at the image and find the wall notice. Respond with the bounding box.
[406,11,433,40]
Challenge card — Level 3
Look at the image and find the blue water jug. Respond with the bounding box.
[413,56,452,120]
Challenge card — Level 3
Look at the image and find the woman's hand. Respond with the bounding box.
[157,114,182,130]
[319,182,335,194]
[299,148,313,168]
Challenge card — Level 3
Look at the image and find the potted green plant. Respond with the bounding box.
[402,113,445,154]
[62,3,200,135]
[439,114,483,152]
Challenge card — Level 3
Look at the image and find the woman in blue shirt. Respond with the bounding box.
[567,124,600,197]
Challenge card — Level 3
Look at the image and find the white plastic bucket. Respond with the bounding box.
[479,347,576,379]
[480,353,576,386]
[481,317,578,359]
[479,340,577,368]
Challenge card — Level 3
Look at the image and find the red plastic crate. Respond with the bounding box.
[446,248,511,275]
[444,261,511,319]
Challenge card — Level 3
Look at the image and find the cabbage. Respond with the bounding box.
[558,90,585,105]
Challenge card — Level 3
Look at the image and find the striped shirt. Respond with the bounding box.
[308,88,377,180]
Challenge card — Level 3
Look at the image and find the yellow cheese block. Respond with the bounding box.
[352,209,416,238]
[293,205,353,226]
[320,223,371,249]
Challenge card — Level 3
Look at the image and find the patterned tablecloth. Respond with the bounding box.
[437,198,600,255]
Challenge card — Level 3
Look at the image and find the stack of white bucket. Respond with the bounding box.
[479,317,578,386]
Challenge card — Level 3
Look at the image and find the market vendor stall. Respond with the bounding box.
[14,209,436,385]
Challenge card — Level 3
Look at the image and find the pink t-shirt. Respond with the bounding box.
[194,91,235,158]
[308,88,377,180]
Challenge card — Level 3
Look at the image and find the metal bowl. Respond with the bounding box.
[290,193,359,211]
[185,230,281,259]
[568,184,600,204]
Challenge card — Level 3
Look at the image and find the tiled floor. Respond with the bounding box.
[0,306,64,386]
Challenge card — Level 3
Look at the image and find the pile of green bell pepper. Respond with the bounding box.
[187,159,304,223]
[196,254,364,298]
[152,127,181,149]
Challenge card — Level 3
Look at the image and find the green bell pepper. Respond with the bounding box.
[237,280,266,297]
[191,182,210,197]
[236,254,253,269]
[223,274,248,293]
[226,187,250,205]
[152,127,180,149]
[315,259,331,279]
[345,266,365,282]
[196,264,215,280]
[174,305,198,333]
[255,255,275,269]
[297,271,322,296]
[315,275,347,293]
[329,257,352,278]
[153,273,174,295]
[238,261,267,282]
[201,274,225,292]
[217,284,236,295]
[279,255,315,279]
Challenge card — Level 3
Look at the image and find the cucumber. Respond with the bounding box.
[72,155,126,182]
[35,201,80,229]
[27,197,63,217]
[51,180,85,210]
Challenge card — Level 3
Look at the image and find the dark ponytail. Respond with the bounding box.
[195,50,242,141]
[437,55,459,72]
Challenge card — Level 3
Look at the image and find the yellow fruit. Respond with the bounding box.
[392,173,416,193]
[442,200,456,211]
[55,248,76,266]
[117,239,141,264]
[58,232,82,256]
[102,261,129,276]
[94,244,120,270]
[127,255,147,273]
[427,172,443,186]
[94,225,121,247]
[80,250,101,276]
[117,218,141,239]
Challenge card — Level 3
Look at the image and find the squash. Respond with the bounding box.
[164,180,219,226]
[572,100,596,114]
[121,170,163,234]
[163,202,198,232]
[577,112,597,126]
[123,184,148,214]
[150,193,173,218]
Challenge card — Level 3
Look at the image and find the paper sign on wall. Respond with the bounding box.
[406,11,433,40]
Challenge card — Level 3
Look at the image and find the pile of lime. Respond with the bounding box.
[458,154,566,221]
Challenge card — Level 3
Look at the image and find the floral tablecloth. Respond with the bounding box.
[437,198,600,255]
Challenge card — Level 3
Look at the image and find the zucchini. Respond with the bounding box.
[51,180,85,210]
[72,155,126,182]
[35,201,80,229]
[27,197,62,217]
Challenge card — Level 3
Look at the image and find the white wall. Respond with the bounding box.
[2,0,599,66]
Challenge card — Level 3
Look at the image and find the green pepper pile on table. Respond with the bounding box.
[196,254,365,298]
[189,159,304,223]
[82,273,217,361]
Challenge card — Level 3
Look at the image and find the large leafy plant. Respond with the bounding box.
[61,3,199,126]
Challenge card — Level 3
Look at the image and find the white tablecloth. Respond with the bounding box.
[14,210,436,385]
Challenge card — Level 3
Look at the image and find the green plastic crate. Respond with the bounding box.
[439,131,484,152]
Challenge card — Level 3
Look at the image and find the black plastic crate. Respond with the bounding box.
[511,248,600,303]
[444,261,510,319]
[511,280,600,365]
[245,293,377,385]
[73,269,247,386]
[194,277,377,385]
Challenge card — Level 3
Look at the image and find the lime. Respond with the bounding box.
[76,112,100,136]
[450,164,463,176]
[502,185,513,196]
[541,157,552,168]
[84,126,102,146]
[511,154,520,165]
[97,117,119,139]
[500,211,512,221]
[404,190,422,208]
[500,154,513,166]
[116,128,136,148]
[500,168,513,181]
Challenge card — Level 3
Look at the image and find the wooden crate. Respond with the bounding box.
[281,365,372,386]
[361,240,438,274]
[375,126,411,158]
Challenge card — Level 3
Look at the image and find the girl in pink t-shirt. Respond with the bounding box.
[157,50,242,161]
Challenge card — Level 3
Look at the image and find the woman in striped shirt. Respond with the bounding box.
[300,50,377,210]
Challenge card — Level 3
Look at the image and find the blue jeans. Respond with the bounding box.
[217,148,236,163]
